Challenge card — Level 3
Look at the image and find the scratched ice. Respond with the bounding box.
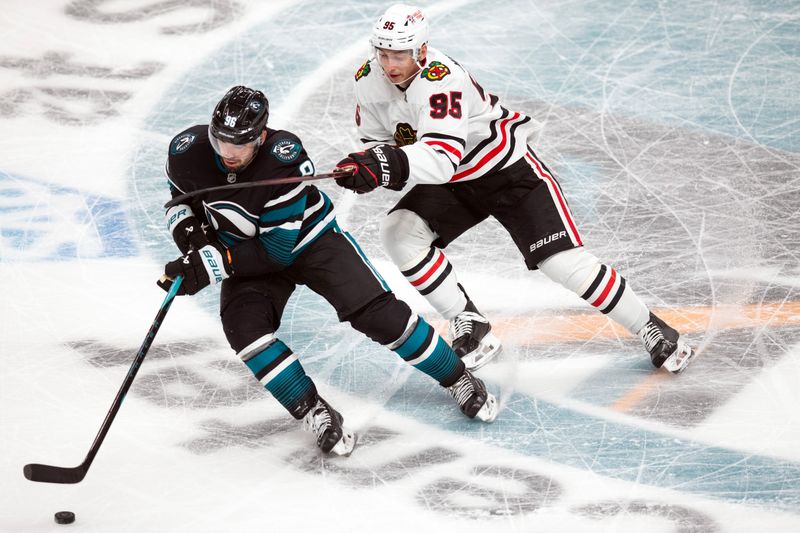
[3,1,800,532]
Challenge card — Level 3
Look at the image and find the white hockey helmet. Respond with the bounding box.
[370,4,429,61]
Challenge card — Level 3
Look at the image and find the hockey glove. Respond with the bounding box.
[158,243,232,296]
[166,205,210,254]
[172,215,210,255]
[334,145,409,194]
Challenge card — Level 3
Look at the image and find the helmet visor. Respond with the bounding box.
[373,47,421,85]
[373,47,414,63]
[208,126,261,169]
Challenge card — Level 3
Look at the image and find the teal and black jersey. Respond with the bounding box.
[165,125,337,274]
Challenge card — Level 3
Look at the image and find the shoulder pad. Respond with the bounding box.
[420,60,451,82]
[355,59,372,81]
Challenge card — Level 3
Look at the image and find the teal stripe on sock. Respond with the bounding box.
[394,319,430,361]
[266,359,313,410]
[244,340,291,376]
[413,336,461,383]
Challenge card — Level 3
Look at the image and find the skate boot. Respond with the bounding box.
[448,369,498,422]
[638,312,696,374]
[449,299,501,370]
[302,396,356,456]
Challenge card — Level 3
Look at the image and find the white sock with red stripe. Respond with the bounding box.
[400,247,466,319]
[381,209,467,319]
[538,248,649,334]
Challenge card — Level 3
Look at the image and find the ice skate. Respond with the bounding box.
[302,396,356,455]
[448,369,498,422]
[449,300,501,370]
[638,312,696,374]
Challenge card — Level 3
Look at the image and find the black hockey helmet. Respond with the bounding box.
[209,86,269,145]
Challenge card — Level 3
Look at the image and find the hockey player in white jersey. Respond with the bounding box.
[333,4,696,374]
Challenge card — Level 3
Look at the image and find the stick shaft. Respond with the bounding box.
[163,171,345,209]
[23,276,184,484]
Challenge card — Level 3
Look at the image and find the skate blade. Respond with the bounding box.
[475,393,498,423]
[329,430,357,456]
[462,332,502,371]
[663,342,696,374]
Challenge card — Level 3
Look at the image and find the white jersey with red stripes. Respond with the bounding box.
[353,47,541,184]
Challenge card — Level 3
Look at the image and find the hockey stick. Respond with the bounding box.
[163,169,353,209]
[23,275,184,484]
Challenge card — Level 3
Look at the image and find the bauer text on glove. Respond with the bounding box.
[158,243,232,295]
[334,145,409,193]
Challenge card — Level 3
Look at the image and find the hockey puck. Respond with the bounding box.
[54,511,75,525]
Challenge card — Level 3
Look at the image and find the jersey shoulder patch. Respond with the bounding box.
[355,59,372,81]
[420,61,450,82]
[269,137,303,163]
[169,131,197,155]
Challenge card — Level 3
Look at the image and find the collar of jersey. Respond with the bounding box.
[213,152,236,176]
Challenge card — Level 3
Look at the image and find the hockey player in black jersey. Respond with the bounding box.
[333,5,696,374]
[158,86,498,456]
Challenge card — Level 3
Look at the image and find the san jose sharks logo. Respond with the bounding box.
[355,60,371,81]
[170,132,196,155]
[421,61,450,81]
[270,139,302,163]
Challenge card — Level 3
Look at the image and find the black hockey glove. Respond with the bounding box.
[157,243,232,296]
[166,204,211,254]
[171,215,210,255]
[334,144,409,194]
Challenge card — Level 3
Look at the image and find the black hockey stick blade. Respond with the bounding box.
[23,463,87,484]
[163,168,354,209]
[22,276,183,484]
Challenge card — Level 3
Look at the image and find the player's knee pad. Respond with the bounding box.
[347,291,413,346]
[221,292,279,353]
[537,247,601,295]
[380,209,438,268]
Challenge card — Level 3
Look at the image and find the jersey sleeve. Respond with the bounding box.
[164,183,195,242]
[352,61,394,148]
[164,131,200,238]
[400,72,470,184]
[355,100,393,148]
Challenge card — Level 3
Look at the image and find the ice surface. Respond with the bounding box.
[2,1,799,531]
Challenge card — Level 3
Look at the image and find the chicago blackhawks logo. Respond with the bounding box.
[394,123,417,146]
[421,61,450,81]
[355,60,371,81]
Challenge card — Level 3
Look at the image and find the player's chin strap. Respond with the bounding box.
[389,64,423,87]
[378,51,426,87]
[392,66,422,85]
